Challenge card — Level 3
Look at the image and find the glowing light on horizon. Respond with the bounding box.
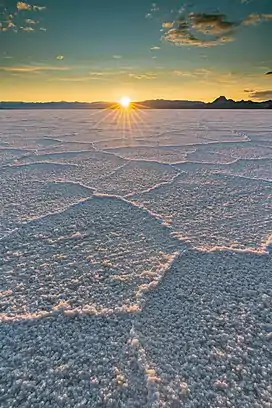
[87,96,151,145]
[120,96,131,108]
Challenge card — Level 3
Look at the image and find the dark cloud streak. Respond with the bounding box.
[249,90,272,100]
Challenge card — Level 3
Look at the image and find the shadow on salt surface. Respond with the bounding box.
[15,150,103,165]
[219,158,272,182]
[0,196,183,319]
[0,136,64,150]
[186,141,272,164]
[0,148,33,165]
[137,249,271,407]
[1,151,126,185]
[250,133,272,144]
[40,141,95,154]
[0,162,77,185]
[1,248,271,408]
[0,180,94,238]
[93,160,179,196]
[175,156,272,182]
[104,145,195,164]
[132,170,272,250]
[0,313,148,408]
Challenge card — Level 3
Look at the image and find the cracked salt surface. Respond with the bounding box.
[0,196,180,319]
[0,110,271,407]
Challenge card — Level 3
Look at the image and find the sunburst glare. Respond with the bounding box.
[87,98,151,146]
[120,96,131,108]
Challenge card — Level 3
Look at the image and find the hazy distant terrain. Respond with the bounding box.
[0,110,271,407]
[1,96,272,110]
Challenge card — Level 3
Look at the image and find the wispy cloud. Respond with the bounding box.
[52,76,92,82]
[150,46,161,50]
[25,19,38,25]
[33,5,46,11]
[52,74,112,82]
[113,55,122,59]
[243,13,272,25]
[56,55,65,60]
[0,65,70,73]
[21,26,34,32]
[172,68,258,86]
[248,90,272,100]
[129,73,157,80]
[17,2,46,12]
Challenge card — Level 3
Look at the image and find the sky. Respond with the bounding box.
[0,0,272,102]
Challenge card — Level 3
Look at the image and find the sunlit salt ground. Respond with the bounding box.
[0,110,271,407]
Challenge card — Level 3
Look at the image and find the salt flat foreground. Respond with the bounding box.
[0,110,271,407]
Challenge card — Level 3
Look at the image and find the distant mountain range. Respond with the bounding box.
[0,96,271,109]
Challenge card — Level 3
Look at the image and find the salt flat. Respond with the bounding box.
[0,110,271,407]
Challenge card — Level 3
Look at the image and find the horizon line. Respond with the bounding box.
[0,97,271,104]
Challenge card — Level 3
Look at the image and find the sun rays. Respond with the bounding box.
[88,99,152,144]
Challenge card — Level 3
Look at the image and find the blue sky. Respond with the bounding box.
[0,0,272,101]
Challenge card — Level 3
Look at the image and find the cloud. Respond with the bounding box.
[173,70,194,77]
[1,3,46,32]
[150,46,161,50]
[17,2,46,12]
[162,22,174,28]
[163,13,236,47]
[88,71,104,76]
[21,26,34,32]
[17,2,32,11]
[0,65,70,73]
[33,5,46,11]
[129,73,157,80]
[56,55,64,60]
[52,76,93,82]
[0,13,18,32]
[25,19,38,25]
[173,68,217,79]
[248,90,272,100]
[173,68,253,85]
[164,28,234,47]
[265,71,272,75]
[162,9,272,48]
[113,55,122,59]
[190,13,237,35]
[243,13,272,25]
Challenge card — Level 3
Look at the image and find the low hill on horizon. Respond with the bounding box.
[0,96,271,109]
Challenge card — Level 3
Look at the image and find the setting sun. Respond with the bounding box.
[120,96,131,108]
